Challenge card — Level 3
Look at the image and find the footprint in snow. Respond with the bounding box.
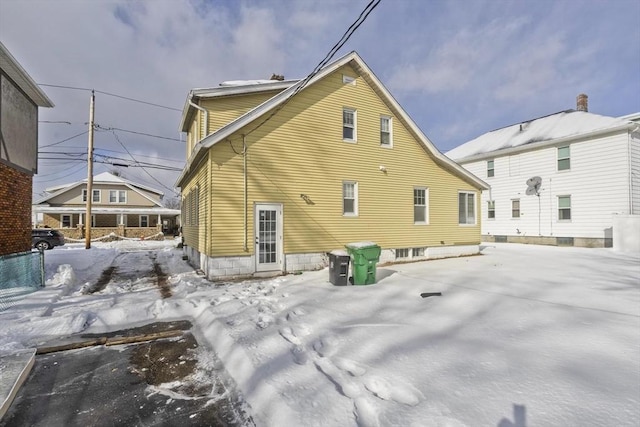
[291,345,309,365]
[333,357,367,377]
[279,327,302,346]
[313,335,338,358]
[314,357,361,399]
[362,375,423,406]
[354,396,380,427]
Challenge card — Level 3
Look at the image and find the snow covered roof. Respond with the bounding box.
[177,51,488,191]
[219,80,277,86]
[35,172,164,206]
[446,110,637,162]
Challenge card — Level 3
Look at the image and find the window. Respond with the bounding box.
[558,146,570,171]
[91,215,96,227]
[343,108,356,141]
[558,195,571,220]
[487,160,494,177]
[109,190,127,203]
[380,116,392,146]
[414,187,428,223]
[396,248,409,259]
[140,215,149,227]
[343,181,358,216]
[412,247,425,257]
[512,199,520,218]
[61,214,72,228]
[82,189,101,203]
[488,200,495,219]
[458,192,476,225]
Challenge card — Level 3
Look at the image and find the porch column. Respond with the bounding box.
[78,213,83,225]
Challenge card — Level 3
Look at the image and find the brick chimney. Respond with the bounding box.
[576,93,588,112]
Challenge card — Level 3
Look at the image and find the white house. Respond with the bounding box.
[446,95,640,248]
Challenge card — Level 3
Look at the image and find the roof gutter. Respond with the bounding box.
[189,99,208,141]
[454,122,637,164]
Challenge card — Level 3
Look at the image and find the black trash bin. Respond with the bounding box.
[329,250,350,286]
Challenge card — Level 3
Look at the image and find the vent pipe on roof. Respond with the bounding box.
[577,93,588,112]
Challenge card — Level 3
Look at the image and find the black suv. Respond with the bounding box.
[32,229,66,250]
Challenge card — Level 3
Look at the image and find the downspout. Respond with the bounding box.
[243,135,248,252]
[628,126,639,214]
[188,100,208,140]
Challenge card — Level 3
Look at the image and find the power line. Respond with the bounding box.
[108,130,179,195]
[94,124,182,142]
[40,130,88,148]
[245,0,381,137]
[37,83,182,112]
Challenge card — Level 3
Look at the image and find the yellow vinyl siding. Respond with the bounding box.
[201,91,281,135]
[181,152,210,253]
[200,64,481,257]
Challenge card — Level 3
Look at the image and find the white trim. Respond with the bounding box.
[343,108,357,142]
[413,187,429,224]
[342,181,358,216]
[458,191,477,225]
[176,51,488,191]
[380,115,393,148]
[140,214,149,227]
[254,203,284,273]
[60,214,72,228]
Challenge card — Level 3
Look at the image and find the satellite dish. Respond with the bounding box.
[526,176,542,196]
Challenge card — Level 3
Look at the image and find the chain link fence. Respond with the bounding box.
[0,250,45,311]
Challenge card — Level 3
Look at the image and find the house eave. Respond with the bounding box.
[0,41,54,107]
[454,122,638,164]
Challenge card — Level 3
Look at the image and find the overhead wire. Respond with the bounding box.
[244,0,381,137]
[40,130,88,148]
[37,84,182,112]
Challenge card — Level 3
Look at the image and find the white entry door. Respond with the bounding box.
[255,203,283,272]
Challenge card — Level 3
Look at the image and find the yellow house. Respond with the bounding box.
[177,51,488,280]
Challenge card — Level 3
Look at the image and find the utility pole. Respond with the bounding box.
[85,90,95,249]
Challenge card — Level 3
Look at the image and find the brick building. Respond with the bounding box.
[0,42,54,256]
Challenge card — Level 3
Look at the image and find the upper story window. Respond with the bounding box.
[557,146,570,171]
[343,108,356,142]
[82,189,101,203]
[380,116,392,147]
[109,190,127,204]
[414,187,428,224]
[488,200,495,219]
[487,160,495,177]
[511,199,520,218]
[558,195,571,220]
[458,191,476,225]
[343,181,358,216]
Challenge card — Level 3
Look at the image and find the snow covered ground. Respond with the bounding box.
[1,241,639,426]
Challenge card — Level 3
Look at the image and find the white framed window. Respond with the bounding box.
[91,214,96,227]
[558,195,571,220]
[380,116,392,147]
[109,189,127,203]
[343,108,356,142]
[61,214,72,228]
[414,187,428,224]
[487,160,494,177]
[558,146,570,171]
[458,191,476,225]
[512,199,520,218]
[342,75,356,85]
[396,248,409,259]
[488,200,495,219]
[412,247,425,257]
[140,215,149,227]
[343,181,358,216]
[82,189,101,203]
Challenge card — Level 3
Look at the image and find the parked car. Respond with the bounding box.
[32,229,65,250]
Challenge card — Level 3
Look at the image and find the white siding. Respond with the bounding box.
[462,131,632,239]
[630,132,640,214]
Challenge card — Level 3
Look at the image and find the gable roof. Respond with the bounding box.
[0,41,54,108]
[177,51,488,190]
[35,172,164,206]
[446,110,638,162]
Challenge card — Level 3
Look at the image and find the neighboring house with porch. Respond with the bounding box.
[177,51,488,280]
[446,94,640,249]
[0,41,54,256]
[33,171,180,239]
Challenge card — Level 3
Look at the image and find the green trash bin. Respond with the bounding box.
[345,242,381,285]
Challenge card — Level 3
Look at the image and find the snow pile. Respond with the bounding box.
[1,241,639,426]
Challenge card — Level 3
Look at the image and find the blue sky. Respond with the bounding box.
[1,0,638,200]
